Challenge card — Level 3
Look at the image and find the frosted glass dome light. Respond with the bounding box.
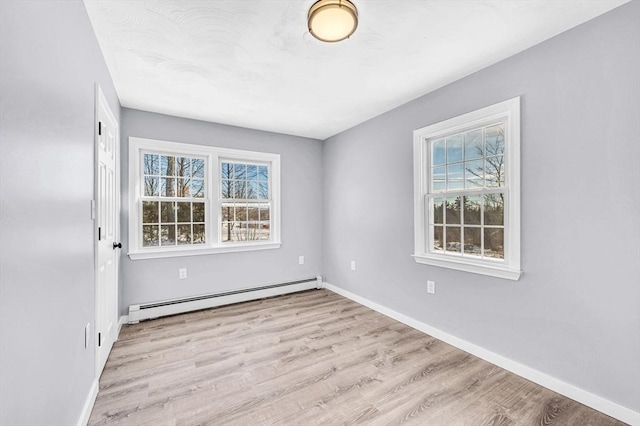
[308,0,358,43]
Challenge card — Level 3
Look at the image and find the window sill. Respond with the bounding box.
[412,253,522,281]
[129,242,281,260]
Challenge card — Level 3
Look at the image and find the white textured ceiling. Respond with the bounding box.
[84,0,628,140]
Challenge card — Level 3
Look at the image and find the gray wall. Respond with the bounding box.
[323,1,640,413]
[120,109,323,314]
[0,1,121,425]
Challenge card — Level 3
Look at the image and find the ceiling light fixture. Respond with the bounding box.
[308,0,358,43]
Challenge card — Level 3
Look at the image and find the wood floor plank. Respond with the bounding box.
[88,290,626,426]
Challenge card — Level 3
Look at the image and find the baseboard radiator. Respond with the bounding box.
[128,276,323,324]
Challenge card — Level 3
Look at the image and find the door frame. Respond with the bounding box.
[93,83,120,378]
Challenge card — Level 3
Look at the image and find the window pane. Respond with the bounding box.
[248,207,259,221]
[432,181,445,191]
[447,163,463,180]
[191,179,204,198]
[235,204,247,221]
[192,158,205,178]
[447,163,463,190]
[161,177,175,197]
[258,165,268,181]
[142,225,159,247]
[432,139,445,166]
[258,223,270,240]
[221,204,233,221]
[485,124,505,157]
[432,226,443,252]
[193,202,205,223]
[463,227,481,256]
[484,194,504,226]
[432,166,445,181]
[144,177,159,196]
[464,129,483,160]
[235,223,248,241]
[142,201,159,224]
[247,181,259,199]
[259,206,270,221]
[177,202,191,223]
[177,224,191,245]
[221,162,233,179]
[485,156,504,187]
[250,223,260,241]
[464,160,484,188]
[176,178,190,197]
[247,222,260,241]
[234,163,246,180]
[161,156,176,176]
[463,196,481,225]
[221,179,232,199]
[161,202,176,223]
[193,224,205,244]
[144,154,159,175]
[447,180,464,190]
[161,225,176,245]
[257,225,270,241]
[446,134,463,163]
[445,197,461,224]
[432,198,444,224]
[234,180,246,199]
[484,228,504,259]
[221,222,232,242]
[176,157,190,177]
[445,226,461,252]
[247,164,257,179]
[258,181,269,199]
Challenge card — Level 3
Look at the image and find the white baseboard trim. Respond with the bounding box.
[118,315,128,338]
[323,282,639,426]
[76,378,98,426]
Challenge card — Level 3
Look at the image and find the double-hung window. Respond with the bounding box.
[413,97,521,280]
[220,160,272,242]
[129,137,280,259]
[140,152,207,248]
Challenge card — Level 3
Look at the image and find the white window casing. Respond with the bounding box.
[412,97,522,280]
[128,137,281,260]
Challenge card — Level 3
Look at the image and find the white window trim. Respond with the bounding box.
[128,137,281,260]
[412,97,522,280]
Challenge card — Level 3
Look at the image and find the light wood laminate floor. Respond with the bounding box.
[89,289,625,425]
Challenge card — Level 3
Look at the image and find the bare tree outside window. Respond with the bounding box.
[429,124,505,259]
[221,161,270,243]
[141,153,206,247]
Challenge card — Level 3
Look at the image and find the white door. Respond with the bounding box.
[95,85,119,376]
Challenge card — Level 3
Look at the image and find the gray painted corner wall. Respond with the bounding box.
[323,1,640,414]
[0,1,120,425]
[119,109,323,314]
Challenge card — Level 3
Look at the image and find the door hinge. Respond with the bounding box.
[98,121,102,136]
[98,227,101,241]
[98,332,102,347]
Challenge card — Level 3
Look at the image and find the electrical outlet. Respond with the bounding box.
[350,261,356,271]
[299,256,305,265]
[85,323,90,349]
[427,280,436,294]
[179,268,188,279]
